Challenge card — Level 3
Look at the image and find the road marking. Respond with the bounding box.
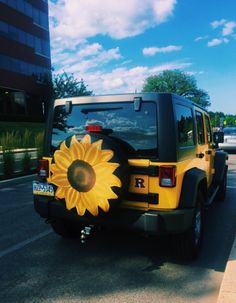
[227,186,236,189]
[0,188,14,192]
[0,230,52,258]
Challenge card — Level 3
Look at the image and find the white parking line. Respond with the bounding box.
[0,230,52,258]
[0,188,14,192]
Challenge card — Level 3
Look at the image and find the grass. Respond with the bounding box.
[0,122,45,151]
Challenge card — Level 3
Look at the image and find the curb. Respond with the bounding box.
[217,235,236,303]
[0,174,36,188]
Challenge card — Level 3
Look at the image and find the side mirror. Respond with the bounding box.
[213,131,224,144]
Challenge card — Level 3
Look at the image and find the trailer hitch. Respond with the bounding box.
[80,225,94,244]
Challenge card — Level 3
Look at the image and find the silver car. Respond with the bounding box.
[219,127,236,151]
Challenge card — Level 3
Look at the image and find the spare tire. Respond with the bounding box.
[50,133,129,217]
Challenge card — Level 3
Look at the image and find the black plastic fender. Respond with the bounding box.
[178,168,207,208]
[213,150,228,185]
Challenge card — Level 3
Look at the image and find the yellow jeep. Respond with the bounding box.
[33,93,227,259]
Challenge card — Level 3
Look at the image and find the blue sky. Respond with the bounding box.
[48,0,236,114]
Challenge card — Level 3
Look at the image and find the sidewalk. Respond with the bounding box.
[0,173,36,188]
[217,235,236,303]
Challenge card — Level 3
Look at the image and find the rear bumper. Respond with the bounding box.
[34,196,194,235]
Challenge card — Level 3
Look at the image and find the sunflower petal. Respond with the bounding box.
[81,134,91,144]
[69,139,85,160]
[51,173,70,187]
[65,187,80,210]
[70,135,77,145]
[100,149,114,162]
[97,197,110,213]
[54,150,71,170]
[92,139,103,150]
[93,162,120,175]
[81,191,99,216]
[55,186,66,199]
[96,174,122,188]
[76,202,86,216]
[84,144,103,166]
[60,141,69,152]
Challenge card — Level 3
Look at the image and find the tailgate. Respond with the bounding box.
[122,160,159,209]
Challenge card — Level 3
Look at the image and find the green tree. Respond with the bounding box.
[209,112,236,128]
[52,72,92,99]
[42,71,92,100]
[49,72,93,131]
[142,70,211,108]
[224,114,236,126]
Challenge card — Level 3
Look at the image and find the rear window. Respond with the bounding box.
[51,101,158,158]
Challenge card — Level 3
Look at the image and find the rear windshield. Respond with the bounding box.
[51,101,157,158]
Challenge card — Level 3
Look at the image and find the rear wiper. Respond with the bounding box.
[81,107,123,114]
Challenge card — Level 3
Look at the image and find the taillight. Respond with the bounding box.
[86,125,102,132]
[37,159,49,179]
[159,165,176,187]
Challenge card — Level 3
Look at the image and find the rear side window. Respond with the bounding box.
[204,114,212,143]
[196,111,205,145]
[176,104,194,147]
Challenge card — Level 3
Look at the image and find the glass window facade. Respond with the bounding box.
[0,0,51,121]
[0,0,49,29]
[0,20,50,57]
[0,53,50,79]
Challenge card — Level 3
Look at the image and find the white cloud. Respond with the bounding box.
[222,21,236,36]
[194,35,208,42]
[77,43,102,58]
[49,0,186,95]
[207,38,229,47]
[206,19,236,47]
[143,45,182,56]
[49,0,177,48]
[211,19,226,29]
[82,61,192,94]
[54,45,122,74]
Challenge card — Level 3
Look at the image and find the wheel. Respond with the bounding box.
[174,191,204,260]
[50,219,80,238]
[216,167,227,202]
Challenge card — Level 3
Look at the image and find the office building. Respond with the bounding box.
[0,0,51,122]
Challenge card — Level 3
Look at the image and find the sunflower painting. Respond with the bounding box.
[50,134,121,216]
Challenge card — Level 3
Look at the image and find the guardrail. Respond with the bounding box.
[0,148,38,179]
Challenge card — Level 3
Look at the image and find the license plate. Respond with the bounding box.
[33,181,54,196]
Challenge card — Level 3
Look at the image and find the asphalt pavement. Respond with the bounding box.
[0,155,236,303]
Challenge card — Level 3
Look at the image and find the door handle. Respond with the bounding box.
[196,152,205,158]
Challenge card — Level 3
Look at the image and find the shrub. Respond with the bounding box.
[3,152,14,177]
[22,152,31,173]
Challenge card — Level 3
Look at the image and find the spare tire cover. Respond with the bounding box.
[50,133,129,217]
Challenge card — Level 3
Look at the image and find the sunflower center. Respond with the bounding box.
[67,160,96,192]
